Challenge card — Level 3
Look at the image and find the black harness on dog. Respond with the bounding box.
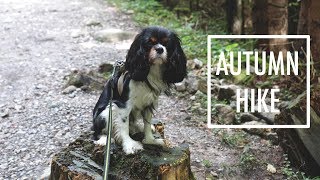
[116,68,157,97]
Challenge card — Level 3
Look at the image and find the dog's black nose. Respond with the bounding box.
[155,47,164,54]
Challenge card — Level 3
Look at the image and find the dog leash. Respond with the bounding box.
[103,72,114,180]
[103,60,124,180]
[103,89,112,180]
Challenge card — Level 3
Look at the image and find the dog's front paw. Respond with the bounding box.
[94,135,107,146]
[94,135,115,146]
[123,139,143,154]
[142,138,165,146]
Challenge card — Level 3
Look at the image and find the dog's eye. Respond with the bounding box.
[161,37,168,46]
[149,37,157,44]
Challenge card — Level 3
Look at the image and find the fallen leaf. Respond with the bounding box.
[267,164,276,173]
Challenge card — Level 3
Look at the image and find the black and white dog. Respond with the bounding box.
[92,26,187,154]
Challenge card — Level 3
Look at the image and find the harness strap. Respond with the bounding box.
[145,79,158,94]
[117,71,128,96]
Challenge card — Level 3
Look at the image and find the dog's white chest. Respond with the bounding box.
[128,81,159,110]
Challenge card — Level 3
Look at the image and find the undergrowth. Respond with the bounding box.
[281,154,320,180]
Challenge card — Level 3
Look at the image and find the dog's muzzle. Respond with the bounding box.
[149,44,167,64]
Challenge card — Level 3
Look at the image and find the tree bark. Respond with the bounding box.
[252,0,269,48]
[295,0,309,56]
[226,0,243,34]
[242,0,253,34]
[296,1,308,35]
[308,0,320,78]
[297,0,320,81]
[253,0,288,54]
[267,0,288,54]
[232,0,243,34]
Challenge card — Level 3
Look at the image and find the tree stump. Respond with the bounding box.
[49,131,194,180]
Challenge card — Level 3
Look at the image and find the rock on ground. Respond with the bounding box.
[217,84,238,100]
[93,29,136,43]
[214,104,236,125]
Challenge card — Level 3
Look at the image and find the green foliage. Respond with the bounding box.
[107,0,226,62]
[202,159,212,168]
[281,154,320,180]
[195,91,207,109]
[255,80,272,89]
[233,71,254,85]
[239,148,258,171]
[220,130,248,148]
[279,89,295,101]
[211,99,230,123]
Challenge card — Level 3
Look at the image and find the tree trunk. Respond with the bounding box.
[297,0,309,35]
[308,0,320,79]
[226,0,253,34]
[267,0,288,54]
[242,0,253,34]
[232,0,243,34]
[295,0,309,55]
[226,0,243,34]
[296,0,320,81]
[253,0,288,54]
[252,0,269,48]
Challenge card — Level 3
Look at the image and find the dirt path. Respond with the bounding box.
[0,0,285,179]
[0,0,136,178]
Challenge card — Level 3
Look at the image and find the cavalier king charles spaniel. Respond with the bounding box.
[92,26,187,154]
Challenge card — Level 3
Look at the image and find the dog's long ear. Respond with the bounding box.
[164,33,187,83]
[125,33,150,81]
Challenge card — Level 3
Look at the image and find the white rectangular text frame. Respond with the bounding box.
[207,35,310,129]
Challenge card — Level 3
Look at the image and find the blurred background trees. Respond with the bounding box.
[160,0,319,75]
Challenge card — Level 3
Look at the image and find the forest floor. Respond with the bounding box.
[0,0,285,179]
